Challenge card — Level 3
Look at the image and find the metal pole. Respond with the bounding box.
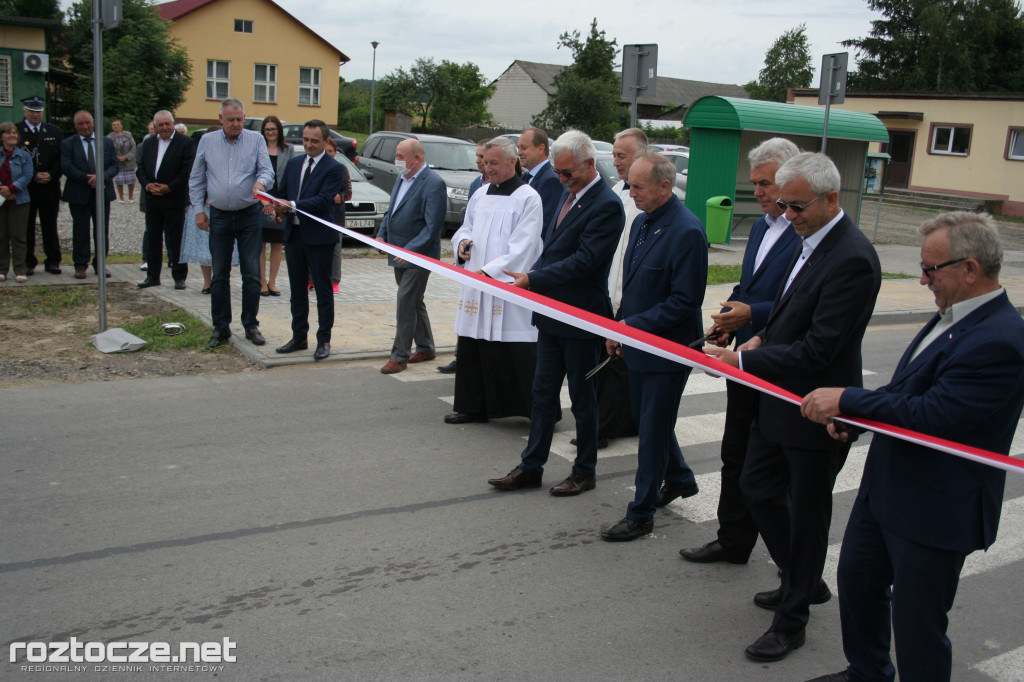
[821,56,835,156]
[630,47,641,128]
[92,0,107,331]
[369,41,379,134]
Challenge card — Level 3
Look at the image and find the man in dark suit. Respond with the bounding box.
[61,110,117,279]
[376,138,447,374]
[517,128,563,230]
[801,212,1024,682]
[599,151,707,541]
[704,152,881,663]
[489,130,624,496]
[273,120,345,361]
[680,137,801,564]
[136,110,195,289]
[17,96,63,275]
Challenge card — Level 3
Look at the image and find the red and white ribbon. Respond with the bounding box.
[257,191,1024,475]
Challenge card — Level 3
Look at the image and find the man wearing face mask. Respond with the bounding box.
[376,138,447,374]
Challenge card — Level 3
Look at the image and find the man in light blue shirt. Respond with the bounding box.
[189,97,274,348]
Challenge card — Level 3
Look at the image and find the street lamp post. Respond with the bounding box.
[369,41,379,134]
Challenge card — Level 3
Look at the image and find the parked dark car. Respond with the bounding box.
[358,131,478,228]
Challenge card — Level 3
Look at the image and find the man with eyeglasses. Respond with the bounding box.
[704,152,881,663]
[488,130,624,496]
[800,212,1024,682]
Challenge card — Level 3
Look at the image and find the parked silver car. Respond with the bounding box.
[595,151,686,200]
[334,154,390,236]
[358,132,478,229]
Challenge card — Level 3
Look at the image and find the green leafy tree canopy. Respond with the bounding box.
[65,0,191,136]
[533,19,627,141]
[744,24,815,102]
[843,0,1024,92]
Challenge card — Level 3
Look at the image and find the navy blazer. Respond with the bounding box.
[60,134,117,205]
[524,161,563,234]
[742,213,881,449]
[377,166,447,268]
[618,198,708,373]
[278,153,345,246]
[840,291,1024,553]
[135,132,196,209]
[528,178,624,338]
[727,215,799,346]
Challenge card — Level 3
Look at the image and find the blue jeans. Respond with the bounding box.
[208,204,261,334]
[519,331,601,479]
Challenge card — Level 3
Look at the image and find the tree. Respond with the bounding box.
[533,19,627,141]
[843,0,1024,92]
[65,0,191,136]
[744,24,814,102]
[377,58,493,130]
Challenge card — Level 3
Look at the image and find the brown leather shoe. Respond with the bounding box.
[74,267,87,279]
[380,359,407,374]
[488,467,542,490]
[407,351,436,363]
[549,472,596,496]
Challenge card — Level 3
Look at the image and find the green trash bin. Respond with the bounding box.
[705,196,733,244]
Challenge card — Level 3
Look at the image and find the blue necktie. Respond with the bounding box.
[630,217,650,266]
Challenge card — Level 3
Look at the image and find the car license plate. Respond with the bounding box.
[347,220,375,228]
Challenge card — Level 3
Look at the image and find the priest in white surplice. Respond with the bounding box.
[444,137,544,425]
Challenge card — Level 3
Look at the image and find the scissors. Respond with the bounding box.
[586,345,620,380]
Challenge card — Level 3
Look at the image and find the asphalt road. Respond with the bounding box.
[2,324,1023,681]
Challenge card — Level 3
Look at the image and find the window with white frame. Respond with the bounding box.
[930,124,972,156]
[298,67,320,106]
[206,60,230,100]
[234,19,252,33]
[0,56,10,106]
[1007,128,1024,161]
[254,64,277,103]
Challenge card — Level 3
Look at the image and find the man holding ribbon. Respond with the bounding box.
[704,152,881,663]
[801,211,1024,682]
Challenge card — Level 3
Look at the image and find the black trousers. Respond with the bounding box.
[144,203,188,282]
[715,381,761,560]
[25,199,61,269]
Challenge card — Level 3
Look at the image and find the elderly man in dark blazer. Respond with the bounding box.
[599,151,708,541]
[705,152,881,663]
[61,110,117,279]
[801,211,1024,682]
[680,137,801,564]
[273,120,345,361]
[489,130,624,496]
[136,110,195,289]
[376,138,447,374]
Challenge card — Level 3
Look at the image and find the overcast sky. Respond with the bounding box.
[67,1,883,87]
[285,0,883,86]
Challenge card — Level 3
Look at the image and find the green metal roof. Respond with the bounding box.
[684,96,890,142]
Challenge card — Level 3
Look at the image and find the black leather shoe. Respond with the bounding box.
[549,472,596,496]
[679,540,748,564]
[207,331,231,349]
[601,517,654,542]
[570,437,609,449]
[444,412,488,424]
[745,627,806,662]
[174,280,186,290]
[437,359,457,374]
[314,342,330,360]
[276,337,308,353]
[754,579,832,611]
[488,467,542,490]
[656,481,699,507]
[137,277,160,288]
[806,672,850,682]
[46,266,62,275]
[244,327,266,346]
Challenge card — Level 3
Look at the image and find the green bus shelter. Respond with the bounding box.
[682,96,890,242]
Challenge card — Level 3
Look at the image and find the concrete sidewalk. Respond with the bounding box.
[3,242,1023,368]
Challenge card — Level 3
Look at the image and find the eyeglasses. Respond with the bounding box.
[553,163,582,178]
[920,257,966,278]
[776,192,827,213]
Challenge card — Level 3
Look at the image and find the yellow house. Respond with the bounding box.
[790,88,1024,217]
[159,0,348,127]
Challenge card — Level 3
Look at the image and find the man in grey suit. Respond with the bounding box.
[376,138,447,374]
